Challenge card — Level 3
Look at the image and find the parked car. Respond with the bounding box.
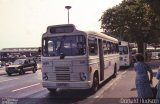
[5,58,37,76]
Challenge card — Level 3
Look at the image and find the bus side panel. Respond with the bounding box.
[103,54,119,80]
[88,56,99,85]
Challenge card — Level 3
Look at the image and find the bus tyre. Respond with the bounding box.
[47,88,57,94]
[90,75,99,93]
[113,64,117,78]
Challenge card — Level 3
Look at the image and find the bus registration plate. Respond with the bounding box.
[56,83,69,87]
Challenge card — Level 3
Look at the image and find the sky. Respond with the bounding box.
[0,0,123,49]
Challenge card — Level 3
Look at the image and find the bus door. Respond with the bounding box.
[98,39,104,81]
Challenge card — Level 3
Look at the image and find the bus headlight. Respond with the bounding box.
[79,72,87,81]
[43,72,48,81]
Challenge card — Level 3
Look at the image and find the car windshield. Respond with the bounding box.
[119,46,128,55]
[42,35,86,57]
[13,59,25,65]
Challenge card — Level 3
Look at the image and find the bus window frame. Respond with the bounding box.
[88,36,98,56]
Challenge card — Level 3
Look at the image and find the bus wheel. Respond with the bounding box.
[47,88,57,94]
[113,64,117,78]
[90,74,99,93]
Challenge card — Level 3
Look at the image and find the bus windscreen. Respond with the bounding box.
[119,46,128,55]
[42,35,86,57]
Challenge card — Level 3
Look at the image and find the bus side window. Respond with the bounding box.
[103,40,107,55]
[77,42,85,55]
[116,44,119,53]
[106,41,111,54]
[113,43,117,53]
[88,37,98,56]
[110,42,114,54]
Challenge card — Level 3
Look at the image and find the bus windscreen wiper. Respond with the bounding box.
[58,35,66,55]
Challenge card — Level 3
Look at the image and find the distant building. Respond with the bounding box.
[0,47,41,62]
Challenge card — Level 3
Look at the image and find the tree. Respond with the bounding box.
[145,0,160,15]
[99,0,160,54]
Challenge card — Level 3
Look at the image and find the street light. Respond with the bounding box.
[65,6,71,24]
[141,26,150,61]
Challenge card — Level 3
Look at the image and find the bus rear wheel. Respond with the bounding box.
[90,74,99,93]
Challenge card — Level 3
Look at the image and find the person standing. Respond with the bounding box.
[134,53,153,98]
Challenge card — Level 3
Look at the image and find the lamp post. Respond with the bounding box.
[141,26,150,61]
[65,6,71,24]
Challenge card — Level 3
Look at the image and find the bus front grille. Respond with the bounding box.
[56,74,70,81]
[55,66,70,72]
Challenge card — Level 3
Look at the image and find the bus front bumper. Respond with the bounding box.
[42,81,92,90]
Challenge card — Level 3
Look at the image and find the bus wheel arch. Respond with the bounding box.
[90,70,99,93]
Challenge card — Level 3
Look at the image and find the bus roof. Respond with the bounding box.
[43,24,118,42]
[85,31,118,42]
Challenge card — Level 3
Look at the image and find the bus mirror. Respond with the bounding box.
[119,41,121,45]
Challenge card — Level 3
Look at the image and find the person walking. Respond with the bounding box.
[134,53,154,98]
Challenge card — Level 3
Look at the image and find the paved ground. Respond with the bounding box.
[0,60,159,104]
[100,68,158,98]
[90,60,160,104]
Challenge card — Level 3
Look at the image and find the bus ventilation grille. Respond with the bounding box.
[55,66,70,72]
[56,74,70,81]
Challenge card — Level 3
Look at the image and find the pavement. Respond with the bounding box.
[101,67,158,98]
[92,60,160,104]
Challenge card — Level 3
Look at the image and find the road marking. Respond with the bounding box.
[12,83,40,92]
[0,78,19,83]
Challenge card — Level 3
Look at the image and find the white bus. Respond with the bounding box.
[41,24,119,93]
[119,41,132,67]
[147,46,160,60]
